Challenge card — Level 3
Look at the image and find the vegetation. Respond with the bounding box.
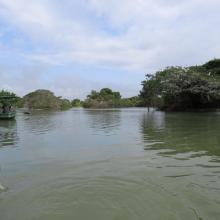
[60,99,72,110]
[0,90,21,107]
[83,88,142,108]
[0,88,143,110]
[0,90,17,97]
[140,59,220,111]
[83,88,121,108]
[71,99,82,107]
[117,96,143,107]
[203,58,220,75]
[2,58,220,112]
[23,89,72,110]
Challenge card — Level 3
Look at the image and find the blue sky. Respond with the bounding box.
[0,0,220,99]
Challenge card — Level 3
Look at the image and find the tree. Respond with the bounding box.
[140,61,220,111]
[23,89,72,110]
[203,59,220,75]
[140,74,158,109]
[72,99,82,107]
[60,99,72,110]
[0,90,20,106]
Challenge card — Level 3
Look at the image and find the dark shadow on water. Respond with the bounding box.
[22,110,59,135]
[141,111,220,157]
[0,120,18,148]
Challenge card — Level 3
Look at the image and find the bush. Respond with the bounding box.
[23,90,71,110]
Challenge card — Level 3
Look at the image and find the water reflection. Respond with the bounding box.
[84,109,121,135]
[0,120,18,148]
[22,110,58,135]
[141,111,220,157]
[0,109,220,220]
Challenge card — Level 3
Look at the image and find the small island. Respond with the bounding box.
[83,88,142,108]
[23,90,72,110]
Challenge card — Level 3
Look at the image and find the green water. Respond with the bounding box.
[0,108,220,220]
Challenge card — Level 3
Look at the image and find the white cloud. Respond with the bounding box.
[0,63,139,99]
[0,0,219,71]
[0,0,220,98]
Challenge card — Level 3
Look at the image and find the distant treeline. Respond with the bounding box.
[1,59,220,111]
[0,88,143,110]
[0,89,73,110]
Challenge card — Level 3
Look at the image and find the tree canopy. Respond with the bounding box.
[0,90,20,106]
[71,99,82,107]
[23,89,72,110]
[84,88,142,108]
[140,60,220,111]
[87,88,121,101]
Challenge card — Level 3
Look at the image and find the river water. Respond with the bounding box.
[0,108,220,220]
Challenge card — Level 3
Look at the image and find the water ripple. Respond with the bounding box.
[0,120,19,148]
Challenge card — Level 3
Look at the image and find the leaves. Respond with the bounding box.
[140,61,220,111]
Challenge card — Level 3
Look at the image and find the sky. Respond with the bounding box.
[0,0,220,99]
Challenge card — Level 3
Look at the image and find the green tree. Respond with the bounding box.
[203,59,220,75]
[60,99,72,110]
[23,90,72,110]
[72,99,82,107]
[140,62,220,111]
[0,90,20,106]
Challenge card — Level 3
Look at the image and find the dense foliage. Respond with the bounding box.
[203,59,220,75]
[23,90,72,110]
[118,96,143,107]
[87,88,121,101]
[60,99,72,110]
[83,88,121,108]
[140,59,220,111]
[0,90,21,106]
[83,88,142,108]
[71,99,82,107]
